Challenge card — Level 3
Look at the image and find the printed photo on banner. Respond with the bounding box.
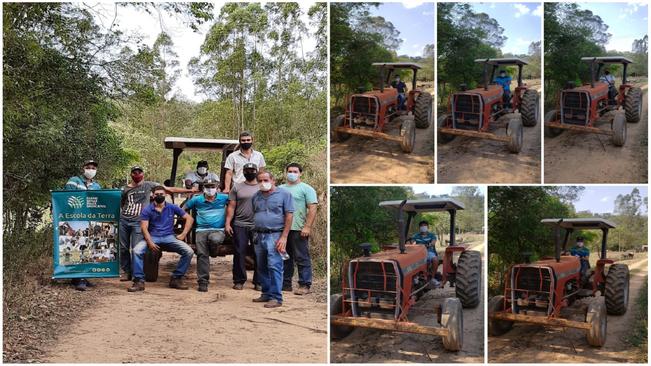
[57,221,118,265]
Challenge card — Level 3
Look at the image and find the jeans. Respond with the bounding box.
[119,219,143,274]
[283,230,312,288]
[195,230,225,284]
[503,90,512,108]
[397,93,406,110]
[255,232,283,303]
[233,225,259,285]
[427,249,438,262]
[132,235,194,281]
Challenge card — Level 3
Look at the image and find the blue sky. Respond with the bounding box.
[577,2,648,52]
[370,2,435,57]
[471,2,542,55]
[411,185,487,197]
[574,186,648,214]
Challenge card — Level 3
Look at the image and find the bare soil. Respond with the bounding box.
[330,239,485,363]
[34,254,326,363]
[437,80,542,183]
[488,255,648,363]
[544,82,648,183]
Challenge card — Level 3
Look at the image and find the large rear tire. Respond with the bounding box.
[144,250,162,282]
[586,298,607,347]
[438,114,456,143]
[624,87,643,123]
[488,295,513,336]
[605,263,630,315]
[506,116,523,153]
[332,114,351,142]
[611,111,626,147]
[520,89,540,127]
[441,298,463,351]
[330,294,354,340]
[544,109,563,138]
[455,250,481,308]
[414,92,433,128]
[400,118,416,153]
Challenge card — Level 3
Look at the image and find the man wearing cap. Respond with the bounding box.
[64,159,101,291]
[223,131,266,193]
[184,160,219,191]
[184,179,229,292]
[225,163,261,290]
[119,166,195,282]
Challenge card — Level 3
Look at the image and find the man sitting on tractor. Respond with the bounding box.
[570,236,590,279]
[409,221,440,285]
[184,160,219,191]
[494,69,512,108]
[600,69,617,101]
[391,75,407,110]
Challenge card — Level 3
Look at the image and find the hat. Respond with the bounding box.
[83,159,98,168]
[130,166,144,173]
[203,179,218,187]
[197,160,209,168]
[243,163,258,171]
[576,236,584,241]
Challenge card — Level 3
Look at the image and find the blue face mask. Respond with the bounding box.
[420,226,428,233]
[287,172,299,183]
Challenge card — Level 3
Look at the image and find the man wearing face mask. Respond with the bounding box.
[495,69,513,108]
[223,131,266,193]
[225,163,261,291]
[184,179,229,292]
[410,221,439,275]
[64,159,101,291]
[279,163,318,295]
[391,75,407,110]
[570,236,590,279]
[251,171,294,308]
[184,160,219,191]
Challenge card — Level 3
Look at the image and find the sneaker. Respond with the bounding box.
[254,284,262,291]
[232,283,244,290]
[127,281,145,292]
[282,284,293,292]
[198,283,208,292]
[252,296,271,303]
[74,279,87,291]
[169,277,189,290]
[293,285,311,295]
[264,300,282,308]
[119,272,132,282]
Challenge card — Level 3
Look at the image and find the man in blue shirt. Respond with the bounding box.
[391,75,407,110]
[410,221,438,262]
[494,70,512,108]
[251,171,294,308]
[184,179,229,292]
[128,186,195,292]
[570,236,590,279]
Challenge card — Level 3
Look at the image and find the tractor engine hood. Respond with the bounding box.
[567,82,608,98]
[351,89,398,107]
[528,256,581,279]
[459,84,504,102]
[350,244,428,277]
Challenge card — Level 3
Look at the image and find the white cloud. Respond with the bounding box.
[600,196,610,203]
[412,43,421,49]
[422,11,434,16]
[533,5,543,17]
[402,1,426,10]
[513,3,530,18]
[489,3,496,9]
[607,36,636,52]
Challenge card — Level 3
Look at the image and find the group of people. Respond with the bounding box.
[63,132,318,308]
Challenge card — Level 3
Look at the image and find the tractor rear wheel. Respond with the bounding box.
[414,92,433,128]
[605,263,630,315]
[611,111,626,147]
[520,89,540,127]
[332,114,351,142]
[488,295,513,336]
[544,109,563,138]
[400,118,416,153]
[506,116,523,153]
[438,114,456,143]
[330,294,354,340]
[586,298,607,347]
[624,87,643,123]
[441,298,463,351]
[144,249,162,282]
[455,250,481,308]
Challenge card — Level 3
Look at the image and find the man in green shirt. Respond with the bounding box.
[279,163,318,295]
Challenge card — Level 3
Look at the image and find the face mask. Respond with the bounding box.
[241,142,252,150]
[153,195,165,204]
[204,188,217,196]
[577,242,584,247]
[244,172,257,181]
[197,167,207,175]
[286,172,299,183]
[420,226,428,233]
[84,169,97,179]
[260,182,272,191]
[132,173,144,183]
[500,73,506,77]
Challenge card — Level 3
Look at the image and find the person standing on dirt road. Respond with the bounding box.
[495,69,512,108]
[64,159,101,291]
[223,131,266,193]
[225,163,261,291]
[251,171,294,308]
[279,163,318,295]
[391,75,407,110]
[128,186,195,292]
[184,179,229,292]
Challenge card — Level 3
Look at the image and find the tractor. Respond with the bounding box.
[544,56,643,147]
[330,198,482,351]
[488,218,630,347]
[143,137,255,282]
[438,58,540,153]
[332,62,433,153]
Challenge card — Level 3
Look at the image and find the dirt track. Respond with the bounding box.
[488,255,648,363]
[330,239,485,363]
[544,82,648,183]
[437,80,542,183]
[42,254,327,363]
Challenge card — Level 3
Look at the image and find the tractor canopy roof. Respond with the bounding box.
[581,56,633,64]
[372,62,422,70]
[164,137,239,151]
[474,58,528,66]
[541,218,616,230]
[379,198,465,213]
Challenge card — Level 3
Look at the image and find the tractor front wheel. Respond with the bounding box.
[605,263,630,315]
[330,294,354,340]
[438,114,456,143]
[611,111,626,147]
[400,118,416,153]
[488,295,513,336]
[441,298,463,351]
[414,92,433,128]
[624,87,643,123]
[506,117,523,153]
[332,114,351,142]
[586,298,607,347]
[455,250,481,308]
[544,109,563,138]
[520,89,540,127]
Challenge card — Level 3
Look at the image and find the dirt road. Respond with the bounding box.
[42,254,327,363]
[488,255,648,363]
[544,82,648,183]
[437,80,541,183]
[330,239,485,363]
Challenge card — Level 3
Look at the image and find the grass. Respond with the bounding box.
[626,276,648,362]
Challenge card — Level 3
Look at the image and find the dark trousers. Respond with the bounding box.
[119,219,143,274]
[195,230,225,284]
[283,230,313,288]
[232,225,259,285]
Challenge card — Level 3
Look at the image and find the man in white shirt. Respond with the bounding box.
[223,131,266,193]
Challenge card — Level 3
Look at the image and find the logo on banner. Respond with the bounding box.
[67,196,84,209]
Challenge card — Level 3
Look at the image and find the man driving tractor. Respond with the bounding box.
[494,69,512,108]
[409,221,440,285]
[600,69,617,101]
[570,236,590,279]
[391,74,407,110]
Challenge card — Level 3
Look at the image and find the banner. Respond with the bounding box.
[52,189,121,279]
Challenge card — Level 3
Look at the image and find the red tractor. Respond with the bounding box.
[544,56,643,147]
[438,58,540,153]
[332,62,433,153]
[489,218,630,347]
[330,198,482,351]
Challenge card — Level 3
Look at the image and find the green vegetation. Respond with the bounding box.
[627,276,648,362]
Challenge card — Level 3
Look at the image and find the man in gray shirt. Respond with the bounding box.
[225,163,260,290]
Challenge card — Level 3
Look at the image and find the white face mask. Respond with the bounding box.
[577,242,584,247]
[286,172,299,183]
[204,188,217,196]
[260,182,272,191]
[420,226,428,233]
[84,169,97,179]
[197,167,207,175]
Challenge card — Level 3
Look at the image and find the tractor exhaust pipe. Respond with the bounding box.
[554,221,562,263]
[398,200,407,254]
[601,228,608,260]
[483,60,489,91]
[449,209,456,246]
